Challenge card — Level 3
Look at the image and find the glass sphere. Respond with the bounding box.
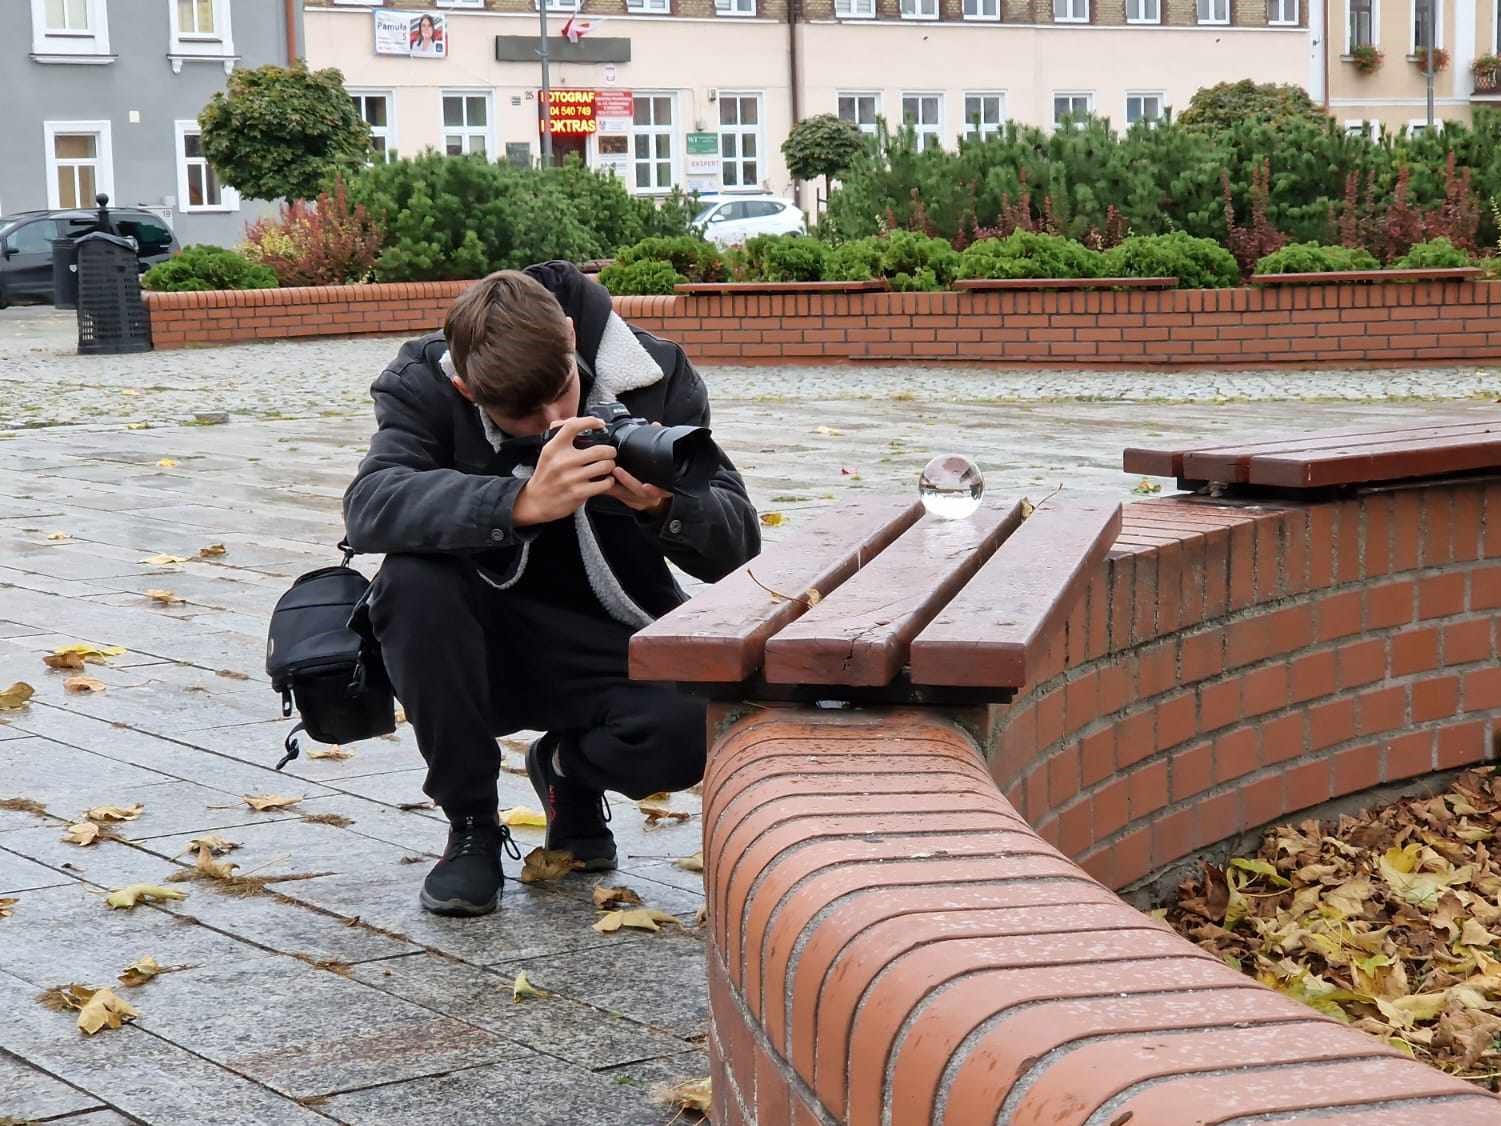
[919,454,984,520]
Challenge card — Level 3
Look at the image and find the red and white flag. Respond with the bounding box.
[560,10,595,43]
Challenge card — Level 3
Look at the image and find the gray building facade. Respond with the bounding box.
[0,0,302,246]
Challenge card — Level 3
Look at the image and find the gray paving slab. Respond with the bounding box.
[0,845,74,894]
[0,830,190,896]
[0,1050,107,1122]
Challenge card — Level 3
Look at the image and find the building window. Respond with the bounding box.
[901,94,943,151]
[539,0,574,10]
[167,0,235,71]
[176,0,216,35]
[632,94,676,193]
[1053,0,1088,21]
[963,93,1006,139]
[43,121,113,209]
[835,0,876,17]
[1268,0,1298,22]
[963,0,1001,16]
[718,94,762,190]
[1348,0,1376,48]
[715,0,756,13]
[837,93,880,135]
[350,91,396,162]
[442,92,492,157]
[175,120,239,211]
[626,0,671,11]
[1196,0,1230,22]
[1052,92,1093,129]
[29,0,112,61]
[1412,0,1442,50]
[1127,0,1160,21]
[1345,119,1376,136]
[901,0,940,17]
[1125,92,1164,125]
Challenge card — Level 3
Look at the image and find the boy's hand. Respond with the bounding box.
[607,466,671,515]
[511,417,615,527]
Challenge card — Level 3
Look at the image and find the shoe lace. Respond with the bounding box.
[448,818,521,862]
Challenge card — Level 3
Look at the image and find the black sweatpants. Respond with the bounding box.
[367,553,707,819]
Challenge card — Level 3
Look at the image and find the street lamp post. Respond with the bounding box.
[1423,0,1436,131]
[538,2,553,165]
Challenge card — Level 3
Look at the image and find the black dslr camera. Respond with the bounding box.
[533,402,720,496]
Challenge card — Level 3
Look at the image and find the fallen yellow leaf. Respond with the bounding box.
[637,798,691,826]
[104,884,187,910]
[143,589,182,606]
[760,511,786,527]
[192,844,239,880]
[675,851,704,873]
[53,642,125,663]
[656,1077,712,1115]
[306,745,352,761]
[156,458,178,468]
[117,956,162,987]
[0,683,35,711]
[138,554,190,566]
[593,884,643,910]
[85,804,143,822]
[242,794,302,812]
[64,675,106,694]
[0,897,15,918]
[1132,478,1162,495]
[185,834,238,855]
[43,652,85,670]
[215,669,249,680]
[197,544,226,558]
[126,422,149,430]
[512,971,545,1003]
[693,903,709,927]
[520,847,580,884]
[62,822,101,846]
[46,531,70,541]
[592,907,680,934]
[500,806,547,829]
[812,425,845,436]
[77,987,138,1035]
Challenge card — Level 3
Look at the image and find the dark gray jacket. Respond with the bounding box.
[342,261,759,623]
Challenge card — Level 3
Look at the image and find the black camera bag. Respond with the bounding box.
[265,545,394,770]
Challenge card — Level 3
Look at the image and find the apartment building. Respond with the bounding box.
[1330,0,1501,134]
[0,1,300,244]
[307,0,1316,206]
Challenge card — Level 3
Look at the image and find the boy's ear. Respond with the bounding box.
[449,374,475,403]
[565,316,576,351]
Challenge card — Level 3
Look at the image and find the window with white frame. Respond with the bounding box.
[350,91,397,162]
[168,0,235,71]
[1127,0,1160,21]
[540,0,574,11]
[29,0,112,62]
[963,0,1000,17]
[626,0,670,11]
[1053,0,1088,21]
[1268,0,1298,23]
[1411,0,1442,51]
[1196,0,1229,23]
[835,0,876,17]
[1348,0,1376,47]
[1125,92,1164,125]
[43,121,113,209]
[963,93,1006,139]
[442,92,492,157]
[632,94,676,193]
[718,94,763,189]
[1408,118,1437,135]
[1345,119,1377,136]
[901,0,939,18]
[901,94,943,151]
[837,93,880,134]
[175,121,239,211]
[715,0,756,13]
[1052,92,1093,129]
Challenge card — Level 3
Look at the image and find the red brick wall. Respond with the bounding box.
[145,279,1501,368]
[702,479,1501,1125]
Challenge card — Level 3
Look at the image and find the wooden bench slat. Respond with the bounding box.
[1247,430,1501,488]
[1123,416,1487,479]
[760,498,1026,687]
[909,496,1122,688]
[1183,420,1501,483]
[628,497,922,684]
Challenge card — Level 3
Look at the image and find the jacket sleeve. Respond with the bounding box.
[342,368,531,556]
[644,344,761,582]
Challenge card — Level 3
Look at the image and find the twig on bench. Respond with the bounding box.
[746,569,820,610]
[1023,482,1065,518]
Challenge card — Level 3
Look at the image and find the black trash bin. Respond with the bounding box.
[51,237,80,310]
[74,232,152,355]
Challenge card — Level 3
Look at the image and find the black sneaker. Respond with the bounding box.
[526,733,617,872]
[419,814,520,917]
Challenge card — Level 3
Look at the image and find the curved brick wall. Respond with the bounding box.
[703,479,1501,1125]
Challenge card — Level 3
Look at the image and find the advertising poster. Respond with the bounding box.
[374,10,448,57]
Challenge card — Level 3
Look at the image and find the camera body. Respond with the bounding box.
[550,401,718,496]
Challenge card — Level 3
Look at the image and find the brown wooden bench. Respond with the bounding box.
[1124,414,1501,492]
[630,492,1121,699]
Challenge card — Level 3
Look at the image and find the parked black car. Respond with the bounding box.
[0,208,179,307]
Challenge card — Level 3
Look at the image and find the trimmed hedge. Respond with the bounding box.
[141,245,278,292]
[1102,232,1240,289]
[956,232,1105,280]
[598,259,686,295]
[1254,242,1383,274]
[1393,237,1474,269]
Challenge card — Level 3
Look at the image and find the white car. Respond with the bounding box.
[693,195,806,247]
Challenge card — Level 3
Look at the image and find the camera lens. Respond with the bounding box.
[616,422,717,495]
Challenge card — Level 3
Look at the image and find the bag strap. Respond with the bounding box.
[337,538,355,567]
[275,722,305,771]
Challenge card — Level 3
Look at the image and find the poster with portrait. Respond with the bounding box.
[373,10,448,58]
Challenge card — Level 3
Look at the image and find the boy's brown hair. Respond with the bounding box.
[443,271,573,417]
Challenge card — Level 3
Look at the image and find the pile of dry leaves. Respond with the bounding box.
[1164,767,1501,1088]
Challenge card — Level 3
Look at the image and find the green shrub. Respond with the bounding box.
[743,234,827,282]
[1253,242,1381,274]
[956,231,1104,279]
[823,238,885,281]
[1102,232,1240,288]
[141,245,277,292]
[597,259,685,295]
[822,230,958,289]
[614,236,723,282]
[1392,236,1474,268]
